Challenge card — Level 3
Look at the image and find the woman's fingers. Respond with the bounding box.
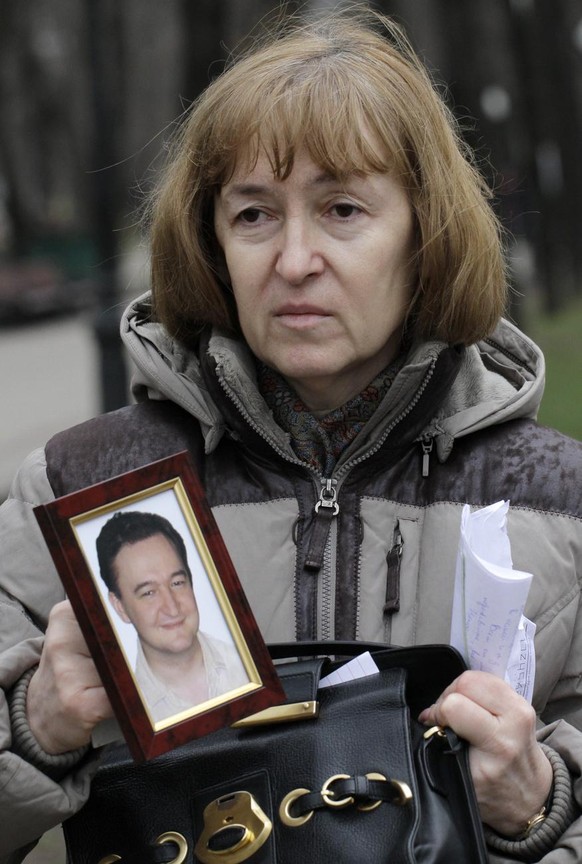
[26,600,113,754]
[419,670,553,837]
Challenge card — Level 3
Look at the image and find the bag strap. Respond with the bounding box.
[283,773,414,824]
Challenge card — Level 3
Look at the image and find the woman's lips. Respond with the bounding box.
[275,305,331,327]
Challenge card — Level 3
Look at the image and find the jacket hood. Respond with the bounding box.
[121,293,275,454]
[120,292,545,462]
[433,318,545,460]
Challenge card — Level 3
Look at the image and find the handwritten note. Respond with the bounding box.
[450,500,536,702]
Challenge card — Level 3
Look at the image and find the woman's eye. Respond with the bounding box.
[330,203,361,219]
[237,208,264,224]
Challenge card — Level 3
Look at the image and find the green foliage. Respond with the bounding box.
[526,298,582,442]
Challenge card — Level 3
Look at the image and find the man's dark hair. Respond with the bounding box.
[96,511,192,597]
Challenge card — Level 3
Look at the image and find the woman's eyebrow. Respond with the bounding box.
[222,172,340,201]
[221,183,271,199]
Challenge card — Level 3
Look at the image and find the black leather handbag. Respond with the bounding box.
[63,642,488,864]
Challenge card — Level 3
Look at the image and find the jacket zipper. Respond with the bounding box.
[420,435,434,477]
[217,356,437,636]
[303,356,436,634]
[483,337,536,378]
[218,357,437,575]
[305,478,339,572]
[384,522,403,616]
[215,367,306,468]
[303,359,437,580]
[216,355,438,482]
[216,371,342,611]
[216,369,342,580]
[332,356,438,482]
[319,532,334,641]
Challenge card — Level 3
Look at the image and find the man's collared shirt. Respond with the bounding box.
[135,631,248,723]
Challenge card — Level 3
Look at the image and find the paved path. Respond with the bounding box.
[0,313,103,496]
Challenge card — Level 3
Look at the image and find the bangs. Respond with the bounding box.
[203,54,410,185]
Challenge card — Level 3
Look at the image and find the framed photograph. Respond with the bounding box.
[34,450,285,762]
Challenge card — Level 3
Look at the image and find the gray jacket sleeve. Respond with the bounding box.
[0,450,97,861]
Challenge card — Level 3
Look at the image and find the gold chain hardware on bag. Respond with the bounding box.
[279,788,314,827]
[357,772,390,812]
[96,832,188,864]
[423,725,448,740]
[279,772,413,827]
[321,774,354,808]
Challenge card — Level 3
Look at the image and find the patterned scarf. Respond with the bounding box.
[257,358,405,475]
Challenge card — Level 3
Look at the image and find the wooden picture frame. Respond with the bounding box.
[34,450,284,762]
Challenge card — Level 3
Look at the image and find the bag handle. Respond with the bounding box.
[268,640,391,661]
[268,641,467,712]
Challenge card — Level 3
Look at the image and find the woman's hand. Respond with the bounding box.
[419,670,553,837]
[26,600,113,754]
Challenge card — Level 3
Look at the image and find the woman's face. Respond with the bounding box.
[214,149,417,413]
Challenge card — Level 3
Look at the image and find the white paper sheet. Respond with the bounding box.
[319,651,379,689]
[450,500,536,702]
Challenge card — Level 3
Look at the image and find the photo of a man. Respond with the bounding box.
[96,510,248,723]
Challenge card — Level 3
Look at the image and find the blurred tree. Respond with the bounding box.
[0,0,93,254]
[508,0,582,310]
[426,0,533,322]
[85,0,128,412]
[378,0,582,317]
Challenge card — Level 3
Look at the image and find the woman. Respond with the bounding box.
[1,8,581,862]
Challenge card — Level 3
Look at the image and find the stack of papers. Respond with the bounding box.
[450,500,536,702]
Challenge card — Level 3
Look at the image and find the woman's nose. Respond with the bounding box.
[275,218,324,285]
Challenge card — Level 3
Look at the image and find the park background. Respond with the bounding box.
[0,0,581,861]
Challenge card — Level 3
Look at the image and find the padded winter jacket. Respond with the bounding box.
[1,294,581,862]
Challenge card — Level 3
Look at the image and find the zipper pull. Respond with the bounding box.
[421,436,434,478]
[305,478,339,572]
[384,522,403,616]
[315,478,338,515]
